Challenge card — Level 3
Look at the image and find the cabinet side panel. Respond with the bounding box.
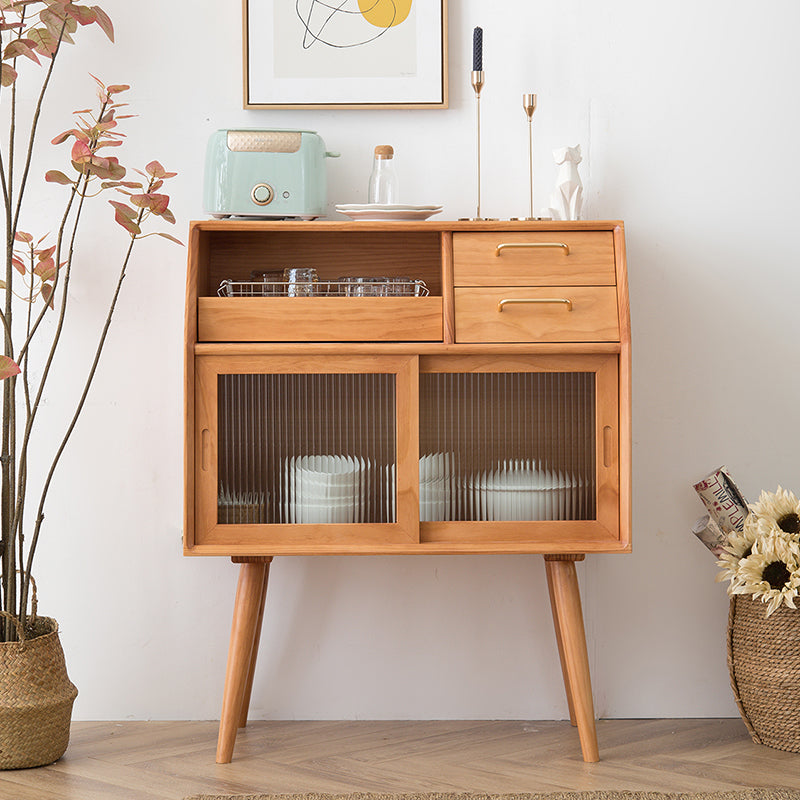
[613,224,632,549]
[184,224,202,552]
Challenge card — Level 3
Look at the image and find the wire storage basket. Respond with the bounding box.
[218,277,430,298]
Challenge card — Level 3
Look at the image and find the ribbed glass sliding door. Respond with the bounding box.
[419,370,597,523]
[217,372,397,525]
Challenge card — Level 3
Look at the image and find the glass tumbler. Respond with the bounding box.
[250,270,286,296]
[387,277,414,296]
[283,267,318,296]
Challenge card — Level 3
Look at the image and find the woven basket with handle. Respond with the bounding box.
[727,595,800,752]
[0,616,78,770]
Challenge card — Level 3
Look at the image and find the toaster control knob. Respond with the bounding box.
[251,182,274,206]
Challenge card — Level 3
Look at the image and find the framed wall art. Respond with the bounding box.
[243,0,448,109]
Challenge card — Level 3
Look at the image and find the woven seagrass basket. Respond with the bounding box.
[727,595,800,752]
[0,617,78,770]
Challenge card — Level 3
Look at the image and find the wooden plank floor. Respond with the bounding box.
[1,719,799,800]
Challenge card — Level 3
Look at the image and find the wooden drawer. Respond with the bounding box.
[198,296,443,342]
[453,231,616,286]
[454,287,619,343]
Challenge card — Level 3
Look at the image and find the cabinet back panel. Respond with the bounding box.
[205,231,443,295]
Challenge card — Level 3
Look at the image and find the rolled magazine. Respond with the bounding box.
[693,465,748,534]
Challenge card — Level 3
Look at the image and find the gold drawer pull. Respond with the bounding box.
[495,242,570,256]
[498,298,573,312]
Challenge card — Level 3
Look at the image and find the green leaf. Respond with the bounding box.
[3,38,41,64]
[70,139,92,162]
[100,180,140,189]
[156,232,183,246]
[40,7,67,36]
[34,257,57,281]
[91,5,113,41]
[112,212,141,237]
[109,199,136,220]
[0,62,17,86]
[0,356,21,381]
[51,127,89,145]
[36,245,56,260]
[45,169,73,185]
[66,3,96,25]
[145,160,167,178]
[40,283,55,309]
[86,157,125,180]
[130,192,169,214]
[27,27,58,57]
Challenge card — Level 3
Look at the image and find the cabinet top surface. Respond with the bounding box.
[189,219,625,234]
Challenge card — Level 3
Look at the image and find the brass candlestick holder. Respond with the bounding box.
[472,69,485,220]
[511,93,550,221]
[461,71,497,221]
[523,93,537,219]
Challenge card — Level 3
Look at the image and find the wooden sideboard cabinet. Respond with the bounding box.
[184,219,631,764]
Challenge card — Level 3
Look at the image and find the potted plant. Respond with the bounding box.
[716,486,800,753]
[0,0,179,769]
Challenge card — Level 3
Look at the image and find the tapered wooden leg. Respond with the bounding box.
[544,554,599,762]
[216,558,272,764]
[546,563,578,727]
[238,560,271,728]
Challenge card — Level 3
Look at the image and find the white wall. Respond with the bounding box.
[18,0,800,720]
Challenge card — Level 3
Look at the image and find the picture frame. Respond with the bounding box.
[242,0,448,110]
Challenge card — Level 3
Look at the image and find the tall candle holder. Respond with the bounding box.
[523,93,537,220]
[471,69,485,220]
[510,93,550,221]
[462,27,496,221]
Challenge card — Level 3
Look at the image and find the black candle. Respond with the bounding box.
[472,26,483,72]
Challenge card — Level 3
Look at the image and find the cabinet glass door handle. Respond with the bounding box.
[201,428,211,471]
[497,298,573,312]
[495,242,570,256]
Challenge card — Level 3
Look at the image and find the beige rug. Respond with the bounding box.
[184,791,800,800]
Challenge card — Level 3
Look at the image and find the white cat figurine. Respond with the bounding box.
[547,145,583,221]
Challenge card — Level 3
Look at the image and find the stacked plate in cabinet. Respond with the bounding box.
[465,460,578,522]
[285,455,396,524]
[286,455,368,523]
[419,452,454,521]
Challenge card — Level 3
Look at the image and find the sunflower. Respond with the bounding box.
[747,486,800,540]
[734,536,800,616]
[716,523,762,591]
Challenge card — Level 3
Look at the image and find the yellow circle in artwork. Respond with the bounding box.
[358,0,412,28]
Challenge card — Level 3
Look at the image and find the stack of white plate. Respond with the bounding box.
[285,455,369,524]
[419,452,453,521]
[465,460,578,521]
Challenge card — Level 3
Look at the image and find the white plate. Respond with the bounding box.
[335,204,443,221]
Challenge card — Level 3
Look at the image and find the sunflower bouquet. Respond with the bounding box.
[715,487,800,616]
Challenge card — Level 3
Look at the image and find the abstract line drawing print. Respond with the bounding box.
[274,0,417,79]
[296,0,413,50]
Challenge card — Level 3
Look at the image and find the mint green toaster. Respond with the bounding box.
[203,129,339,219]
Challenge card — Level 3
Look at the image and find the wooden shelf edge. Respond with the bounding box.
[183,540,631,558]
